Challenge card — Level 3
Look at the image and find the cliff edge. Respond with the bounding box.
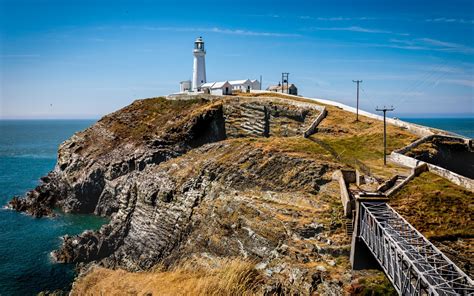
[10,94,471,295]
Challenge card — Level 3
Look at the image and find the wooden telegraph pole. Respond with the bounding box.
[376,106,395,165]
[282,73,289,94]
[352,80,362,121]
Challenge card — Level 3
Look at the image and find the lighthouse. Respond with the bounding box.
[176,37,260,96]
[192,37,206,91]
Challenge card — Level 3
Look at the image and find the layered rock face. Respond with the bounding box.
[10,96,320,218]
[223,98,319,137]
[11,97,226,217]
[11,96,355,293]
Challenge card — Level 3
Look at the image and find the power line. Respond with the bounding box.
[360,86,378,110]
[400,60,449,94]
[397,59,452,105]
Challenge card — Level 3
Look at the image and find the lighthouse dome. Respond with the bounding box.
[194,36,205,52]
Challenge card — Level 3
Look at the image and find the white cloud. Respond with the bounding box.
[386,38,474,54]
[418,38,474,53]
[299,16,376,21]
[245,13,280,18]
[416,65,467,74]
[0,54,40,58]
[139,26,300,37]
[311,26,390,33]
[426,17,474,25]
[443,79,474,87]
[310,26,408,35]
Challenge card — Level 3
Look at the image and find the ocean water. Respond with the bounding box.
[0,120,108,295]
[400,117,474,138]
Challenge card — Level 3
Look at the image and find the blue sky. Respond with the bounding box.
[0,0,473,119]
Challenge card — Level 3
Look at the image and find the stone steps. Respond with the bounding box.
[345,218,354,236]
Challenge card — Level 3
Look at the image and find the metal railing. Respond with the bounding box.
[359,201,474,295]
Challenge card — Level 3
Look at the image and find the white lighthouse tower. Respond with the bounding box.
[192,36,206,91]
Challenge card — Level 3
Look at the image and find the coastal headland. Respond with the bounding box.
[10,92,473,295]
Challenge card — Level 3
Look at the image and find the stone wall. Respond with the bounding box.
[304,107,327,138]
[389,151,474,192]
[426,163,473,191]
[332,170,355,218]
[390,134,474,191]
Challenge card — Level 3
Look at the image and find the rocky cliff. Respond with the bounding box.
[12,95,367,294]
[14,94,468,295]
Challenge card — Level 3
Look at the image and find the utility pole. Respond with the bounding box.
[282,72,289,94]
[352,80,362,121]
[376,106,395,165]
[260,75,262,90]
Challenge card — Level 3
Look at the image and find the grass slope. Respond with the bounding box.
[72,258,262,296]
[390,172,473,239]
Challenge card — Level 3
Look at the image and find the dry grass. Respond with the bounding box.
[251,136,333,160]
[70,94,426,294]
[241,93,418,179]
[74,97,212,158]
[71,257,263,296]
[100,97,212,141]
[237,92,329,107]
[308,105,417,178]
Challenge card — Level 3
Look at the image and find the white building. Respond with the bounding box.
[177,37,261,95]
[200,81,233,95]
[229,79,253,92]
[192,37,206,91]
[250,79,261,90]
[229,79,261,92]
[180,80,192,93]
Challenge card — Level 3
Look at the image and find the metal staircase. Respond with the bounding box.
[357,201,474,295]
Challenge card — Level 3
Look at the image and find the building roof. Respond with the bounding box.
[200,81,232,89]
[213,81,231,88]
[228,79,251,86]
[267,84,297,91]
[201,79,258,89]
[200,82,215,88]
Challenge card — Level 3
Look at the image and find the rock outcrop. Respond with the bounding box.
[12,96,360,293]
[17,94,469,295]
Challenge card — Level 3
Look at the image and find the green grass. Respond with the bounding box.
[356,272,397,296]
[390,172,473,239]
[307,133,413,177]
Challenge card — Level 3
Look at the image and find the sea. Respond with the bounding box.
[0,117,472,295]
[400,117,474,138]
[0,120,108,295]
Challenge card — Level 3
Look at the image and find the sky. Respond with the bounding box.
[0,0,473,119]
